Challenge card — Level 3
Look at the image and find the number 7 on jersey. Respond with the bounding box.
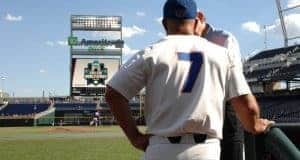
[178,52,203,93]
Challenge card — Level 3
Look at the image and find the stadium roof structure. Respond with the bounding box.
[245,64,300,82]
[248,44,300,61]
[245,44,300,83]
[263,68,298,80]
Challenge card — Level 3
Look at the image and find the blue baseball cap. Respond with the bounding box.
[163,0,197,20]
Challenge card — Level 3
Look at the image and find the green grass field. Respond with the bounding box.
[0,126,143,160]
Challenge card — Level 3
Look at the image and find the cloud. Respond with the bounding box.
[45,41,55,46]
[122,44,139,63]
[157,32,165,37]
[45,40,68,47]
[122,25,146,38]
[4,13,22,22]
[283,14,300,38]
[0,75,7,80]
[123,44,139,56]
[94,26,146,39]
[267,13,300,38]
[92,25,147,39]
[156,17,163,24]
[57,41,68,46]
[241,21,261,34]
[136,11,146,17]
[287,0,300,8]
[39,69,46,74]
[242,13,300,39]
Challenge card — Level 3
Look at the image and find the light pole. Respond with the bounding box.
[275,0,300,47]
[262,24,273,49]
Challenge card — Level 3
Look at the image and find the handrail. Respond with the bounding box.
[256,127,300,160]
[0,101,8,110]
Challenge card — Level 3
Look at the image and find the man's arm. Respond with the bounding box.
[230,94,274,134]
[105,85,149,151]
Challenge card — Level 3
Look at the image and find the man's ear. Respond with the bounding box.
[194,12,206,36]
[194,18,203,36]
[197,11,205,22]
[162,19,168,33]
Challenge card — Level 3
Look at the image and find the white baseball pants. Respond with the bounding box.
[141,135,220,160]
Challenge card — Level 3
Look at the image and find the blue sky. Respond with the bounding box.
[1,0,300,97]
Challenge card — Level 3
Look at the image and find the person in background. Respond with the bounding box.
[195,11,245,160]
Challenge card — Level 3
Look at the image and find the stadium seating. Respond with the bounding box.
[54,103,97,111]
[258,96,300,123]
[0,103,49,116]
[245,68,273,78]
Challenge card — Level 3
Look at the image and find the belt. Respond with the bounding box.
[167,134,207,144]
[149,135,219,145]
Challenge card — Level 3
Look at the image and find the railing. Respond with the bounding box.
[0,101,8,110]
[245,124,300,160]
[259,127,300,160]
[7,98,50,104]
[0,115,145,127]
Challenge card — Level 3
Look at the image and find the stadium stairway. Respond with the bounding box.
[0,101,8,111]
[33,102,55,126]
[34,106,55,119]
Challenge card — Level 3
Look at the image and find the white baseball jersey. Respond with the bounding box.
[108,35,251,139]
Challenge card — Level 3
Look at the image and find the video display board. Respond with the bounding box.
[71,58,120,96]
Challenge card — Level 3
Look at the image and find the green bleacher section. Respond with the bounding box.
[34,109,55,126]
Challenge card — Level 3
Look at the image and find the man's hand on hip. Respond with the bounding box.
[130,132,151,151]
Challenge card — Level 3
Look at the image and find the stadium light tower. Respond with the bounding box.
[275,0,300,47]
[263,25,268,49]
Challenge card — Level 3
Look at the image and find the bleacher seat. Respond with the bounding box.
[258,96,300,123]
[54,103,96,111]
[0,103,49,116]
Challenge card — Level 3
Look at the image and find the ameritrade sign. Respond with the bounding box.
[68,36,124,48]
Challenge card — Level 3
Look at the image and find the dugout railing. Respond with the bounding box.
[245,124,300,160]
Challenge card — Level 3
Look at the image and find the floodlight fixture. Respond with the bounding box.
[71,15,122,31]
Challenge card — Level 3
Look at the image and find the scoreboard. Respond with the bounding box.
[69,15,123,97]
